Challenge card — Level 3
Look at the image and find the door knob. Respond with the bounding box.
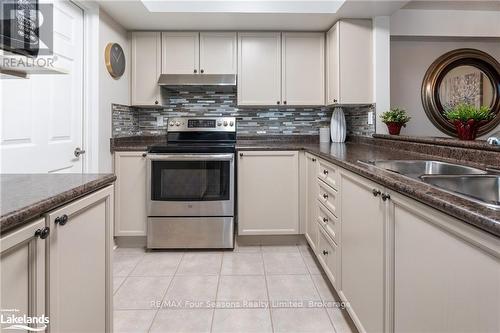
[74,147,86,157]
[55,214,68,226]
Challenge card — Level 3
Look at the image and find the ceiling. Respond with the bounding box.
[403,0,500,11]
[96,0,410,31]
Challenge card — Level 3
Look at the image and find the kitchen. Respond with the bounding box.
[1,1,500,333]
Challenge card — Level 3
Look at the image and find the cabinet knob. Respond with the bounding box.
[277,101,280,105]
[283,101,287,105]
[381,193,391,201]
[323,217,328,223]
[323,169,328,175]
[142,153,147,158]
[333,99,338,103]
[322,250,329,255]
[239,153,243,157]
[154,100,159,105]
[55,214,68,226]
[312,158,316,162]
[35,226,50,239]
[194,69,198,74]
[323,193,328,200]
[372,189,381,197]
[200,69,204,74]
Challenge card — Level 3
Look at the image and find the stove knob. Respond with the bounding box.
[229,121,234,127]
[217,122,222,126]
[223,121,228,126]
[175,121,180,126]
[169,121,174,126]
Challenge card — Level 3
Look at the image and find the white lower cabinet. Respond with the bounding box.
[317,225,340,288]
[46,185,113,333]
[1,218,46,330]
[304,153,318,249]
[114,152,147,236]
[237,151,299,235]
[340,170,387,333]
[391,192,500,333]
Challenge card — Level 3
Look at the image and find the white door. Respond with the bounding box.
[0,0,84,173]
[161,32,199,74]
[326,23,340,105]
[237,32,281,106]
[199,32,237,74]
[281,32,324,106]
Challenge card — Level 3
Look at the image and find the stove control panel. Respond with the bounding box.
[167,117,236,132]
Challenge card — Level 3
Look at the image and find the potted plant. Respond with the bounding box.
[380,107,411,135]
[444,103,492,140]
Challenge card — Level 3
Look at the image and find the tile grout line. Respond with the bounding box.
[209,251,225,333]
[261,247,276,333]
[146,251,185,333]
[301,245,339,333]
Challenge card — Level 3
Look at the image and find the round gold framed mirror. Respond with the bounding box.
[421,48,500,137]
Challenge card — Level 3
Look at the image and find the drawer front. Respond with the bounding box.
[318,226,339,288]
[317,201,339,245]
[317,180,339,217]
[318,159,339,190]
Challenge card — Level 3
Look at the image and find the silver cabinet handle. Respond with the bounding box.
[147,154,233,161]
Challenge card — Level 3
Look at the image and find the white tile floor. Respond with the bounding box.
[113,239,357,333]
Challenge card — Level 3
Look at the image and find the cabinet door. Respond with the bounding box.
[199,32,237,74]
[47,186,113,333]
[1,218,46,331]
[238,151,299,235]
[162,32,199,74]
[282,33,324,106]
[317,225,340,288]
[340,171,385,333]
[392,193,500,333]
[237,32,281,106]
[338,19,373,104]
[326,23,339,105]
[305,153,318,250]
[131,32,161,106]
[114,152,147,236]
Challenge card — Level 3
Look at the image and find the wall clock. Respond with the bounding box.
[105,42,126,78]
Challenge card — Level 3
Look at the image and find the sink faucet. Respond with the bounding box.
[487,131,500,145]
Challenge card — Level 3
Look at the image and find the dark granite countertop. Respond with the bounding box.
[110,134,500,237]
[237,140,500,238]
[1,173,116,235]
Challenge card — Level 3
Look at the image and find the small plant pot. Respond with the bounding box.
[452,119,481,140]
[385,122,404,135]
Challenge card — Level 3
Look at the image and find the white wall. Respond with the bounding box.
[98,9,130,173]
[388,8,500,138]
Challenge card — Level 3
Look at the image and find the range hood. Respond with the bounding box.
[158,74,236,88]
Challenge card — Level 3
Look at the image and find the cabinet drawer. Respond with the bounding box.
[317,180,339,217]
[317,201,339,245]
[318,159,339,190]
[317,226,339,288]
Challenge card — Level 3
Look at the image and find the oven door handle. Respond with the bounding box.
[146,154,234,161]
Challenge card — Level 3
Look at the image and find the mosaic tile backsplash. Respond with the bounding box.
[112,90,375,138]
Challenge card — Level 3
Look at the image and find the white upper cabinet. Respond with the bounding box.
[237,32,282,106]
[199,32,237,74]
[326,19,373,105]
[161,32,199,74]
[282,33,325,106]
[131,32,162,106]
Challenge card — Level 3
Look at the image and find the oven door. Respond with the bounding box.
[147,153,234,217]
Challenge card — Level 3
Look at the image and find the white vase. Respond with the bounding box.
[330,107,346,142]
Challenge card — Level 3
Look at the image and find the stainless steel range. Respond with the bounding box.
[146,117,236,249]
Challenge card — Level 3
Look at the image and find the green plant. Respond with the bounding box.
[444,103,492,122]
[380,107,411,126]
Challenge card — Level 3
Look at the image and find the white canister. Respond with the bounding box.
[319,127,330,143]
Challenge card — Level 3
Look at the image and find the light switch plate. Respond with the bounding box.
[368,111,374,125]
[156,116,164,127]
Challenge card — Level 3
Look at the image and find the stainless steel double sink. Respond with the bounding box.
[359,160,499,209]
